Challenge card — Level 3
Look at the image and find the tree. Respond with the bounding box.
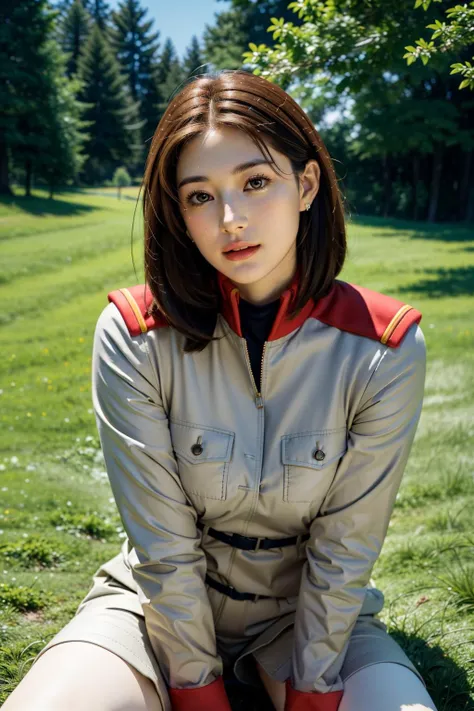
[87,0,110,31]
[182,36,207,82]
[239,0,472,222]
[60,0,91,77]
[1,0,67,195]
[113,165,131,198]
[203,0,302,71]
[154,38,185,116]
[404,0,474,90]
[37,40,90,197]
[109,0,161,149]
[77,25,143,184]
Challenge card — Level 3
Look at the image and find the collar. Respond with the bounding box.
[217,268,315,340]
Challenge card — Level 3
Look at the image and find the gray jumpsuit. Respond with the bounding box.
[31,269,428,710]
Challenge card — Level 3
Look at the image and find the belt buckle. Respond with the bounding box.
[227,585,239,601]
[254,536,264,552]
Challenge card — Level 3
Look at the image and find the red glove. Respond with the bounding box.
[169,676,233,711]
[285,678,343,711]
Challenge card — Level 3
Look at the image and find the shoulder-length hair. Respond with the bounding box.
[141,69,347,353]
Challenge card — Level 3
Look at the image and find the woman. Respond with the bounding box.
[4,70,437,711]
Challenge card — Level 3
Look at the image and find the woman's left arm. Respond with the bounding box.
[285,322,427,711]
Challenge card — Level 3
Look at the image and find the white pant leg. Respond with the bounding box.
[339,662,438,711]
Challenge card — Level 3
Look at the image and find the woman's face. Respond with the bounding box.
[176,125,320,305]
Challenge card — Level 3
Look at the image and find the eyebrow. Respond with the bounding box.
[177,159,274,189]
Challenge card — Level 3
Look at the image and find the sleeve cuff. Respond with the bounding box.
[168,676,232,711]
[284,678,343,711]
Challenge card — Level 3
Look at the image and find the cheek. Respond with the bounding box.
[264,189,300,236]
[186,208,214,235]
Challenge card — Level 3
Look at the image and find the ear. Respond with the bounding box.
[299,160,321,211]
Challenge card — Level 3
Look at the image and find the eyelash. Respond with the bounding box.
[184,173,273,207]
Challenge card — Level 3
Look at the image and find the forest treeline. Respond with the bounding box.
[1,0,473,222]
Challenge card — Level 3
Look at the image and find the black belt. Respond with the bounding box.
[196,520,310,551]
[205,573,276,602]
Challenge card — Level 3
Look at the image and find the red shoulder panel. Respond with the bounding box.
[107,284,169,336]
[310,280,422,348]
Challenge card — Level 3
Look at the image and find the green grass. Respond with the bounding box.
[0,187,473,710]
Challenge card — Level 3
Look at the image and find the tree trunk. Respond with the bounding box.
[466,184,474,223]
[25,158,32,197]
[460,149,472,222]
[0,139,12,195]
[412,154,420,221]
[427,149,443,223]
[382,152,391,218]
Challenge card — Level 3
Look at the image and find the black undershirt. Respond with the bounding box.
[239,296,280,393]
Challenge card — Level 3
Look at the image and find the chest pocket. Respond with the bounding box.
[281,428,348,503]
[169,420,235,501]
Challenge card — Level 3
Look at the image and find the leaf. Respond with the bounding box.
[405,46,417,52]
[407,56,417,65]
[248,43,258,52]
[421,55,430,65]
[459,79,471,89]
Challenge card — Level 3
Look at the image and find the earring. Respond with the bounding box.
[305,202,311,211]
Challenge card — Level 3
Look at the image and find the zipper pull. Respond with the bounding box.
[255,394,264,409]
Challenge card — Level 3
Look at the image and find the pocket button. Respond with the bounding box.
[313,448,325,461]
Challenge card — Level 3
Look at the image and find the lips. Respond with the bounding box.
[223,242,260,253]
[223,245,261,261]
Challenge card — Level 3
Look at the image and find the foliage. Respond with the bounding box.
[60,0,91,77]
[112,165,131,198]
[0,0,89,197]
[76,25,143,184]
[238,0,474,223]
[404,0,474,90]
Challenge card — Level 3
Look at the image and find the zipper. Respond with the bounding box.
[243,339,266,409]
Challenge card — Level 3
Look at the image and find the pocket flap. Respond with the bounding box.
[170,421,235,465]
[282,429,347,469]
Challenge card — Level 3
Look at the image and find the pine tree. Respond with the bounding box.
[109,0,162,148]
[0,0,62,194]
[202,0,301,70]
[182,36,207,83]
[61,0,91,77]
[37,39,90,196]
[87,0,110,31]
[155,38,185,117]
[110,0,160,103]
[77,25,143,184]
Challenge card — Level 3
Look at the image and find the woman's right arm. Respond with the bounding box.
[91,302,232,711]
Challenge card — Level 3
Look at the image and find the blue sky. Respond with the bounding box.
[107,0,231,58]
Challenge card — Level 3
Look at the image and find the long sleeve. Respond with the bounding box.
[91,302,231,709]
[286,322,427,711]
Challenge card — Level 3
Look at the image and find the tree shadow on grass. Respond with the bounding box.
[349,215,474,244]
[389,629,474,711]
[398,266,474,299]
[0,193,99,218]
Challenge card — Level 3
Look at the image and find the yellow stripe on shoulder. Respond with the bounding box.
[380,304,413,345]
[119,287,148,334]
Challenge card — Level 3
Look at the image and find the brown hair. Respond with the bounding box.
[141,69,347,353]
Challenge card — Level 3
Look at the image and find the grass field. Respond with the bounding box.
[0,187,473,710]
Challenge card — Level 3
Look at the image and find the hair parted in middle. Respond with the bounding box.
[141,68,347,353]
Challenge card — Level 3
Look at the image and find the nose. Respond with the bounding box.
[221,201,248,233]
